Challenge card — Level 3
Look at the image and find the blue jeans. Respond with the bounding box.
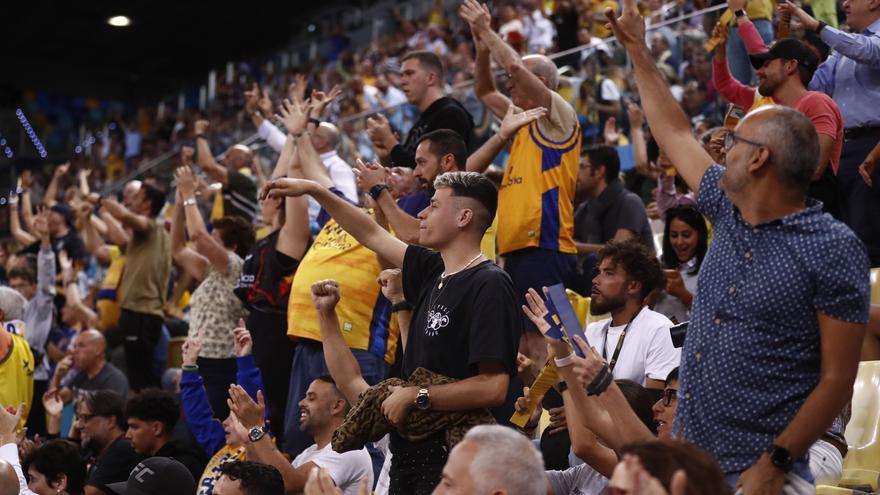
[727,19,774,84]
[281,340,388,476]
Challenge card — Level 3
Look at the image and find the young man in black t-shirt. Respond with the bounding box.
[263,171,520,494]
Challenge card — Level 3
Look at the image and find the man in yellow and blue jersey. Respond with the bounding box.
[465,0,581,360]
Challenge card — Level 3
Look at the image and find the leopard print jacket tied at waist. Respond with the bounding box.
[332,367,496,453]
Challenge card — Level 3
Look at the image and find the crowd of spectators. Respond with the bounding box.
[1,0,879,494]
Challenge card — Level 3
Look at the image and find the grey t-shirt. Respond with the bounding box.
[546,463,608,495]
[66,362,129,401]
[574,179,655,252]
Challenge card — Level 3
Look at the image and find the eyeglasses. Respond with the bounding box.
[722,130,767,152]
[75,412,96,423]
[661,387,678,407]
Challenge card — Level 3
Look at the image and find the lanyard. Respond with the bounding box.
[601,306,644,372]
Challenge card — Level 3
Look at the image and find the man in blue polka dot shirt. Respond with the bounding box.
[605,1,871,493]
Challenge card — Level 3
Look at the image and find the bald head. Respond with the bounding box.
[0,460,19,495]
[522,55,559,91]
[311,123,341,153]
[739,105,818,193]
[224,145,255,170]
[73,329,107,371]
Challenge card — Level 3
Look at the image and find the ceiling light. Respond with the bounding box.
[107,16,131,27]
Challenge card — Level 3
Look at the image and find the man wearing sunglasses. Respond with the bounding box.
[606,0,870,493]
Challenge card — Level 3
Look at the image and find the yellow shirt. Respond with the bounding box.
[497,92,581,256]
[97,246,124,332]
[198,445,246,495]
[0,328,34,424]
[288,214,399,364]
[480,215,499,262]
[746,0,774,20]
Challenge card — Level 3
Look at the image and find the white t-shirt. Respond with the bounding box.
[292,443,373,495]
[584,307,680,385]
[600,78,621,102]
[546,463,608,495]
[309,151,358,223]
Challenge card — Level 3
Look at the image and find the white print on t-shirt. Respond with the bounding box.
[426,304,450,336]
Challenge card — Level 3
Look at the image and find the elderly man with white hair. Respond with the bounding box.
[434,425,547,495]
[0,286,34,424]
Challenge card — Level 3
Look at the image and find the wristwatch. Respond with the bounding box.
[734,9,746,17]
[248,425,268,443]
[369,183,389,201]
[766,445,793,472]
[414,388,431,410]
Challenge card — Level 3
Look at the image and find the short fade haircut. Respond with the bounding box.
[314,375,349,412]
[219,461,284,495]
[142,182,167,218]
[433,172,498,232]
[82,390,127,430]
[213,216,256,258]
[463,425,546,495]
[401,50,445,81]
[596,240,667,300]
[585,144,621,183]
[23,440,88,495]
[125,388,181,434]
[620,440,732,495]
[7,264,36,285]
[753,106,819,194]
[418,129,468,171]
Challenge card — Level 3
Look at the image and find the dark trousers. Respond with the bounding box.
[196,356,237,420]
[388,432,446,495]
[119,309,164,391]
[26,379,48,436]
[839,128,880,267]
[247,309,295,442]
[504,247,577,334]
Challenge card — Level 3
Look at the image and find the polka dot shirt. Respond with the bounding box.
[674,164,871,476]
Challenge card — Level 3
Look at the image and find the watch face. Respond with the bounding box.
[248,427,264,442]
[416,392,430,409]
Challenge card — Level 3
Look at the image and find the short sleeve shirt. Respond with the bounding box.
[224,170,258,222]
[87,438,145,492]
[675,164,870,476]
[189,252,249,359]
[791,91,844,175]
[67,362,130,402]
[292,444,373,495]
[401,246,521,381]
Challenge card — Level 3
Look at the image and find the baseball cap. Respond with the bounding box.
[106,457,195,495]
[49,203,75,227]
[749,38,819,73]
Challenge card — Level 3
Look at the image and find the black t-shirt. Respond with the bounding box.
[401,246,521,381]
[234,230,300,314]
[87,437,145,492]
[224,169,258,222]
[390,97,475,168]
[155,439,207,482]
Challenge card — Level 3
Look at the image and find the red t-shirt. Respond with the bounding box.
[792,92,844,175]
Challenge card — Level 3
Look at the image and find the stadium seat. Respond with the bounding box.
[566,289,590,328]
[836,360,880,492]
[815,486,856,495]
[870,268,879,305]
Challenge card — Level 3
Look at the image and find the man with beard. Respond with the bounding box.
[583,240,679,393]
[76,390,145,495]
[713,32,845,219]
[229,377,372,495]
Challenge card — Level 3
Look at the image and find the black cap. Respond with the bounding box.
[749,38,819,73]
[49,203,75,227]
[106,457,196,495]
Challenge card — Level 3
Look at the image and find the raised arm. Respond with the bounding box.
[472,25,512,119]
[629,104,649,173]
[8,195,37,247]
[176,161,230,274]
[263,178,407,267]
[19,177,36,237]
[780,1,880,66]
[605,0,713,193]
[76,203,112,265]
[274,134,311,261]
[711,24,759,110]
[461,0,552,112]
[169,167,209,282]
[60,251,98,328]
[43,162,70,207]
[194,120,229,185]
[312,280,370,405]
[467,105,548,173]
[100,197,151,233]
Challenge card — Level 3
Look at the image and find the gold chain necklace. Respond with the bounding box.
[438,252,484,289]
